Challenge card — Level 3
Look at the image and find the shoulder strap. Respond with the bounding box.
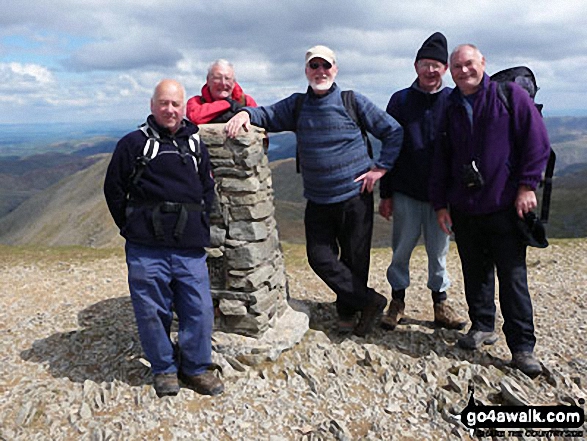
[342,90,373,159]
[129,124,161,186]
[188,133,202,172]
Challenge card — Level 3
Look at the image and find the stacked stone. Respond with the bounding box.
[198,124,289,338]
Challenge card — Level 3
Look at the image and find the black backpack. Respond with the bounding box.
[490,66,556,223]
[292,90,373,173]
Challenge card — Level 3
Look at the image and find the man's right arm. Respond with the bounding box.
[186,96,232,125]
[104,137,133,229]
[225,94,300,137]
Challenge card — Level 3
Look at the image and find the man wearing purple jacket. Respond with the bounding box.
[430,44,550,377]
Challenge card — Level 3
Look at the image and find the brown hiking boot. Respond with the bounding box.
[179,367,224,396]
[381,299,405,330]
[433,301,467,330]
[354,290,387,337]
[153,373,180,398]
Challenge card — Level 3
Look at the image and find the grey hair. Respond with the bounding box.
[207,59,235,78]
[450,44,484,64]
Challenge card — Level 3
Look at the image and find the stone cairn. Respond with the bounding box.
[198,125,307,359]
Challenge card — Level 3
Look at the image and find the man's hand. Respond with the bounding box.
[436,208,453,235]
[224,111,251,138]
[515,185,537,219]
[379,198,393,220]
[354,167,387,193]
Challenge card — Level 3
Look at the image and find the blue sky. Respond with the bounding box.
[1,0,586,125]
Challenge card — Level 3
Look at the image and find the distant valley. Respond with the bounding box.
[0,117,586,247]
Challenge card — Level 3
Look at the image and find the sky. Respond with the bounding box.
[1,0,586,125]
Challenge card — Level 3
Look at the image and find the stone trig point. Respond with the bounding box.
[198,124,309,365]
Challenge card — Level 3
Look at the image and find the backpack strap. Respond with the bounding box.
[129,124,161,186]
[187,133,202,173]
[341,90,373,159]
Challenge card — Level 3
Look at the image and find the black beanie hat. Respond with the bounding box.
[416,32,448,64]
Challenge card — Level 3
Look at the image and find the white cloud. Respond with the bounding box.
[0,0,586,122]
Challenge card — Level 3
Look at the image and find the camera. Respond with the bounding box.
[461,160,484,189]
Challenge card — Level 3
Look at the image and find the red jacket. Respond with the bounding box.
[186,82,257,124]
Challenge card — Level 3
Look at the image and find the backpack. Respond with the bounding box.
[292,90,373,173]
[129,122,202,187]
[490,66,556,223]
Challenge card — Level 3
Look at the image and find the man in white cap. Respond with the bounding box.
[225,45,403,337]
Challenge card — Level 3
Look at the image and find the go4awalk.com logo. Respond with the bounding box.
[457,385,585,438]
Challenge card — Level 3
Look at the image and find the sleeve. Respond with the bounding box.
[354,92,403,170]
[186,95,232,125]
[509,84,551,189]
[379,91,404,199]
[245,94,300,133]
[103,136,135,229]
[428,113,450,211]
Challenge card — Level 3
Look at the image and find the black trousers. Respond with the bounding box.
[451,208,536,353]
[304,192,374,316]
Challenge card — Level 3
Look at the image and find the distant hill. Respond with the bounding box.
[0,154,122,248]
[0,116,586,247]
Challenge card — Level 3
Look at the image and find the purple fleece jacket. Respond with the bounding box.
[429,74,550,215]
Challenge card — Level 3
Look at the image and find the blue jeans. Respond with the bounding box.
[125,242,213,376]
[387,192,451,295]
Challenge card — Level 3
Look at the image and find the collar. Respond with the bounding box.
[411,79,447,95]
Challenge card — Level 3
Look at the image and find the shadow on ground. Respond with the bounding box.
[302,299,509,372]
[20,297,151,386]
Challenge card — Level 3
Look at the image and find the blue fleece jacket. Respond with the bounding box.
[103,116,215,248]
[429,74,551,215]
[245,83,403,204]
[380,81,452,201]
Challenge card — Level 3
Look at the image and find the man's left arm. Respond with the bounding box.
[510,85,551,217]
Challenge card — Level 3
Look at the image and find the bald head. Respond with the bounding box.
[150,79,186,133]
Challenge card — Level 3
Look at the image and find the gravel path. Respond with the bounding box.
[0,241,585,440]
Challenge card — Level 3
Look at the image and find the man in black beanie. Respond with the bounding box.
[379,32,466,331]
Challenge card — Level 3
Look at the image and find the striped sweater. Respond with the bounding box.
[245,83,403,204]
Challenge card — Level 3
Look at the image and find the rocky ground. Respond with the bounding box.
[0,240,585,440]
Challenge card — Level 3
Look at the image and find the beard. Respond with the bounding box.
[309,78,333,92]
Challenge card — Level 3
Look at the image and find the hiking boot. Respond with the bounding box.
[354,290,387,337]
[457,328,498,350]
[153,373,180,398]
[511,351,542,378]
[179,369,224,396]
[380,299,405,330]
[433,302,467,330]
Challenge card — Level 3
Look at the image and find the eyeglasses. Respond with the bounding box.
[210,75,234,84]
[308,61,332,70]
[417,61,445,72]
